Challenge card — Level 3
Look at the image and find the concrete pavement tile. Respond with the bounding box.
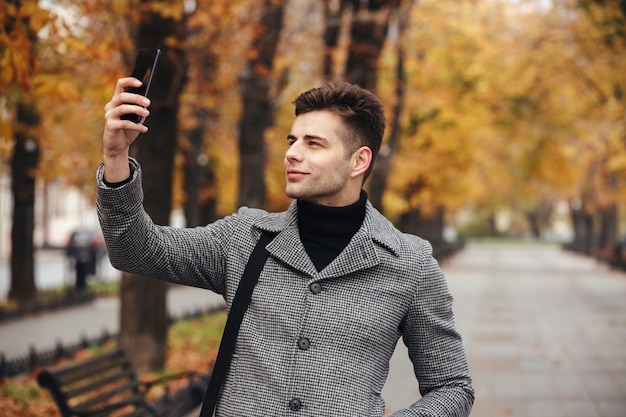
[489,398,529,417]
[527,400,564,417]
[553,371,591,399]
[469,396,528,417]
[582,372,624,398]
[595,400,626,417]
[520,357,561,372]
[466,398,492,416]
[469,356,521,372]
[521,373,559,399]
[490,373,525,398]
[611,371,626,392]
[560,400,601,417]
[467,371,490,396]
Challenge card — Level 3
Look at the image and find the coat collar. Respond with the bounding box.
[252,199,401,278]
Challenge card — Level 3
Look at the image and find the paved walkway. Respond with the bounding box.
[2,241,625,417]
[0,285,225,358]
[443,242,626,417]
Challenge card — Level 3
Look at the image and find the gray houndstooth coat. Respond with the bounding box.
[96,159,474,417]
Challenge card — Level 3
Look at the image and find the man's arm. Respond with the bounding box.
[97,78,233,292]
[391,240,474,417]
[96,158,234,294]
[102,77,151,183]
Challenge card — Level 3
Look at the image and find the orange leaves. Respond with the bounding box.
[377,0,626,227]
[142,0,186,21]
[0,313,226,417]
[0,0,51,92]
[0,48,34,91]
[33,74,81,102]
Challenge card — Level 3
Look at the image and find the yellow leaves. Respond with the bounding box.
[0,0,52,92]
[33,74,81,102]
[22,2,50,34]
[142,0,186,21]
[1,35,36,91]
[110,0,134,14]
[0,120,15,163]
[379,0,626,223]
[606,126,626,173]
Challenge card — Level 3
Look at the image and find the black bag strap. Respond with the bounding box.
[199,231,275,417]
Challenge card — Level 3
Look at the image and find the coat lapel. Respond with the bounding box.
[253,199,401,278]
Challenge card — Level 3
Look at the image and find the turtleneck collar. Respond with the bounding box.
[296,190,367,271]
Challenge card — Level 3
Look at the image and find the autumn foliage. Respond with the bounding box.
[1,0,624,240]
[1,0,625,409]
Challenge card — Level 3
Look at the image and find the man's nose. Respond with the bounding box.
[285,141,302,161]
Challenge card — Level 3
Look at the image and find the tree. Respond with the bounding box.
[237,0,286,208]
[9,99,40,305]
[344,0,397,91]
[319,0,400,211]
[1,0,50,305]
[119,1,188,373]
[569,0,626,252]
[367,0,412,210]
[178,0,250,226]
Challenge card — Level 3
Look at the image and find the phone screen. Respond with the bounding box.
[122,48,161,122]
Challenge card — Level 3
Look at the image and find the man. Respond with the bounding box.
[97,79,474,416]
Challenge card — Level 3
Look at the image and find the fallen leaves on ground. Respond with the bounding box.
[0,310,226,417]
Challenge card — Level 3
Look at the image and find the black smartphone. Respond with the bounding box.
[121,48,161,123]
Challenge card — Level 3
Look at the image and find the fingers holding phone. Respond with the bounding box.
[104,77,149,145]
[112,78,151,125]
[102,49,161,181]
[102,77,150,182]
[121,48,160,123]
[103,48,161,150]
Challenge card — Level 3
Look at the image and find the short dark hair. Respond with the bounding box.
[293,82,386,182]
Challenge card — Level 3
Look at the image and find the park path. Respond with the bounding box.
[432,242,626,417]
[2,241,625,417]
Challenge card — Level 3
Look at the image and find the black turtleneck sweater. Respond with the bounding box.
[297,190,367,271]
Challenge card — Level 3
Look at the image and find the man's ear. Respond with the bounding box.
[350,146,372,179]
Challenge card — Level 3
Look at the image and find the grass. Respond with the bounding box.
[465,236,562,245]
[0,279,119,314]
[0,309,227,417]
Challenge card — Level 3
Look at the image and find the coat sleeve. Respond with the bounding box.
[390,239,474,417]
[96,158,239,295]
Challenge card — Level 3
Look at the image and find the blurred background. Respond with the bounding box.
[1,0,625,397]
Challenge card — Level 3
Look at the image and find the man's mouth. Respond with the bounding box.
[286,169,307,180]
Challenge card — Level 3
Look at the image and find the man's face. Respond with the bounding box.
[284,110,357,207]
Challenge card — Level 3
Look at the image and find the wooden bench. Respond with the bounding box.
[37,349,207,417]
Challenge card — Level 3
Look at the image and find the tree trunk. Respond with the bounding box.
[9,100,40,306]
[199,165,218,225]
[570,206,586,251]
[322,0,346,78]
[183,124,204,228]
[183,122,218,227]
[583,211,596,255]
[180,3,222,228]
[400,206,445,244]
[344,0,396,90]
[399,207,421,235]
[367,2,410,210]
[526,199,554,239]
[599,204,618,253]
[119,4,187,373]
[237,0,286,208]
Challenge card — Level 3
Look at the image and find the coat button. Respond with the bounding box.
[289,398,302,411]
[297,337,310,350]
[309,282,322,294]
